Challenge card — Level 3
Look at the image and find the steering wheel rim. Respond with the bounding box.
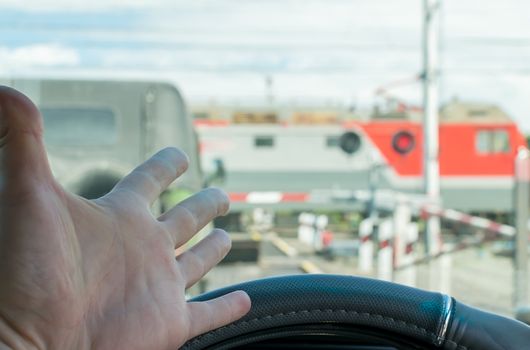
[182,274,530,350]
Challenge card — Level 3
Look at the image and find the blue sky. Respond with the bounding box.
[1,0,530,131]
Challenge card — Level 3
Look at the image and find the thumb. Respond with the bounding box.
[0,86,53,195]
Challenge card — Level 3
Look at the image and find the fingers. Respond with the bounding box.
[177,229,231,289]
[110,147,189,205]
[186,291,251,340]
[159,187,229,247]
[0,86,53,194]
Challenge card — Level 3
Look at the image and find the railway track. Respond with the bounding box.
[196,230,327,295]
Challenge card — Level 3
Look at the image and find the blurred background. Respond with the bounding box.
[2,0,530,121]
[1,0,530,321]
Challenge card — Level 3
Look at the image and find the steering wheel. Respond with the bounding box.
[182,274,530,350]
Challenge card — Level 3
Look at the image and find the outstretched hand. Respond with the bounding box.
[0,86,250,350]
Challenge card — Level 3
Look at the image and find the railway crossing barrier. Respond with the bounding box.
[366,147,529,309]
[394,222,419,287]
[297,212,330,252]
[314,214,329,251]
[376,218,393,281]
[252,207,274,232]
[420,205,515,237]
[358,201,419,284]
[356,187,521,294]
[298,212,316,247]
[295,147,529,311]
[358,218,374,273]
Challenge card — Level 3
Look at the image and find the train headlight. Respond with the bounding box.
[339,131,362,155]
[392,130,415,155]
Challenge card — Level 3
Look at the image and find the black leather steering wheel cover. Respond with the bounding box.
[444,301,530,350]
[182,274,453,349]
[182,274,530,350]
[197,323,436,349]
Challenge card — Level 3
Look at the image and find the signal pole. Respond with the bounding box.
[422,0,442,256]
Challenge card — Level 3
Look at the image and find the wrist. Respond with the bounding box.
[0,308,92,350]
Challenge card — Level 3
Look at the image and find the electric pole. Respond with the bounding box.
[514,148,529,310]
[265,74,274,106]
[422,0,442,256]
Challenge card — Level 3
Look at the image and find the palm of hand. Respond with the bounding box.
[0,87,250,350]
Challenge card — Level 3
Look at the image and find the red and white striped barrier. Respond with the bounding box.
[394,222,419,287]
[421,205,515,237]
[358,218,375,273]
[230,191,310,204]
[404,223,419,260]
[314,214,329,251]
[392,197,418,286]
[377,219,394,281]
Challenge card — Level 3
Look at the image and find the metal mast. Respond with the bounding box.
[422,0,442,255]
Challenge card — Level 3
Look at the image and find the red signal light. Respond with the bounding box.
[392,131,415,155]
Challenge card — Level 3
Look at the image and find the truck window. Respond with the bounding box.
[41,107,118,146]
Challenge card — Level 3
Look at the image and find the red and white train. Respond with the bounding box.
[192,101,527,217]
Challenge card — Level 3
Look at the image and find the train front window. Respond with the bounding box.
[476,129,511,154]
[41,107,118,146]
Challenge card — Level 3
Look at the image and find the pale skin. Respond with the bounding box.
[0,86,251,350]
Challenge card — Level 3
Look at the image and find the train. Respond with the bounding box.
[192,100,527,224]
[0,78,203,210]
[2,77,525,227]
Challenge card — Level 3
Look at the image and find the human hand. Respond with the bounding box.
[0,86,250,350]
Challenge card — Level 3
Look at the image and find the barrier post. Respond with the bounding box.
[377,218,394,281]
[514,148,529,309]
[314,214,329,252]
[395,222,419,287]
[358,218,374,273]
[393,196,411,268]
[298,212,312,245]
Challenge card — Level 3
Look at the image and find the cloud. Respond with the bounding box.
[0,0,180,12]
[0,44,80,68]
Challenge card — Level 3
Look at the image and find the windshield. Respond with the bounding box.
[41,107,117,146]
[2,0,529,323]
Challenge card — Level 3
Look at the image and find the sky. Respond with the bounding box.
[1,0,530,131]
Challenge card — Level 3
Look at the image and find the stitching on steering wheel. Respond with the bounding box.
[185,308,469,349]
